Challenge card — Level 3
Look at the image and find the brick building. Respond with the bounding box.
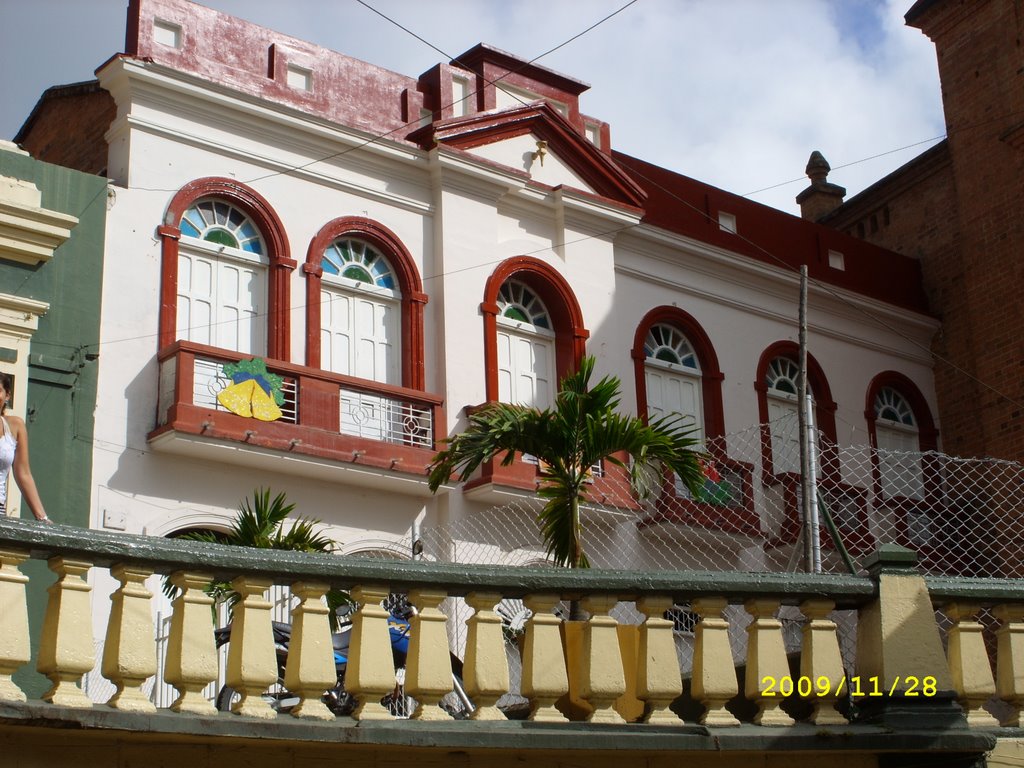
[810,0,1024,464]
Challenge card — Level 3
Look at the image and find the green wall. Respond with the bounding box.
[0,146,106,697]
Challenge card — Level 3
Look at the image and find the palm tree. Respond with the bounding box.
[428,356,705,569]
[164,488,348,627]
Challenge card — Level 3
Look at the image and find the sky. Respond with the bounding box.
[0,0,945,215]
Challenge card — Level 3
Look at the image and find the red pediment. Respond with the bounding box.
[410,101,647,209]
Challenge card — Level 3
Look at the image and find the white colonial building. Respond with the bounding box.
[18,0,940,576]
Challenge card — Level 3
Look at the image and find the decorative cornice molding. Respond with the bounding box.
[0,178,79,267]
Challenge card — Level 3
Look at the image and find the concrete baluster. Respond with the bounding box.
[0,549,30,703]
[164,571,217,715]
[37,557,94,708]
[995,604,1024,727]
[945,602,999,726]
[347,585,397,721]
[744,598,794,726]
[224,576,277,719]
[521,594,569,722]
[102,563,157,712]
[464,591,509,721]
[406,588,452,721]
[636,596,683,725]
[855,546,959,728]
[799,599,847,725]
[580,594,626,723]
[283,581,337,721]
[692,597,739,726]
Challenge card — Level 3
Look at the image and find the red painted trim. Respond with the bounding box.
[641,456,761,536]
[412,101,647,208]
[612,151,932,315]
[303,217,426,390]
[481,256,588,402]
[765,476,876,554]
[158,340,441,407]
[151,404,439,476]
[864,371,938,451]
[150,340,445,477]
[631,306,726,446]
[159,177,292,359]
[754,341,839,482]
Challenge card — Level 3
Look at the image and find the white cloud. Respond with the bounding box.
[0,0,944,214]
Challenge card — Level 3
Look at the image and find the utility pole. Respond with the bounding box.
[798,266,821,573]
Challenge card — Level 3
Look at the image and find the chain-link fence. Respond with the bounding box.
[399,415,1020,714]
[415,416,1024,579]
[80,418,1021,715]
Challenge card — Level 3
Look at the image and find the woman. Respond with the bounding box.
[0,373,49,523]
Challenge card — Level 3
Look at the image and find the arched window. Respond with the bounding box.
[754,342,838,480]
[304,217,427,390]
[763,356,803,475]
[159,178,292,358]
[644,324,703,438]
[496,279,556,408]
[320,238,401,383]
[632,306,725,452]
[873,387,922,500]
[481,257,587,405]
[865,373,937,503]
[176,200,267,354]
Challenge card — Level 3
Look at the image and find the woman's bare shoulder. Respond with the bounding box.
[4,414,27,437]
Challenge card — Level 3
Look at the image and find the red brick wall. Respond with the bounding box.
[17,87,114,176]
[916,0,1024,462]
[827,0,1024,462]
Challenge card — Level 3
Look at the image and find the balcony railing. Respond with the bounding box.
[150,341,445,488]
[0,519,1017,763]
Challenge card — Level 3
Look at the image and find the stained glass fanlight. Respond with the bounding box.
[497,280,550,329]
[322,239,396,290]
[179,200,264,254]
[644,324,699,370]
[765,357,801,396]
[875,387,916,426]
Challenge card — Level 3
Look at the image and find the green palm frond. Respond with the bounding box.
[162,488,348,627]
[428,355,706,569]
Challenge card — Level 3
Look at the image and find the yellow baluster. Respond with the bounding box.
[521,594,569,722]
[283,581,338,721]
[464,592,509,721]
[164,571,218,715]
[636,596,683,725]
[347,585,396,721]
[580,595,626,723]
[0,549,30,703]
[102,563,157,712]
[37,557,94,708]
[692,597,739,727]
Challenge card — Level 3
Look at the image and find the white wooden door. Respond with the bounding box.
[497,329,554,409]
[322,284,400,442]
[767,395,801,475]
[876,424,923,499]
[645,366,703,441]
[177,248,265,354]
[321,286,398,383]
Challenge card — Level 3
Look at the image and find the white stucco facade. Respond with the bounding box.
[82,1,940,581]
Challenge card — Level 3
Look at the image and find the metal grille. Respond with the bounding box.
[340,390,432,448]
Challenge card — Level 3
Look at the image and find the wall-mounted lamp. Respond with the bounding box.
[532,140,548,167]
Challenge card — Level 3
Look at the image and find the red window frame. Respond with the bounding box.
[158,177,294,359]
[303,216,428,390]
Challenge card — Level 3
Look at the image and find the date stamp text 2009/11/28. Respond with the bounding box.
[760,675,939,698]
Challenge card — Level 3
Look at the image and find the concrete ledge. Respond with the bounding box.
[0,700,998,756]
